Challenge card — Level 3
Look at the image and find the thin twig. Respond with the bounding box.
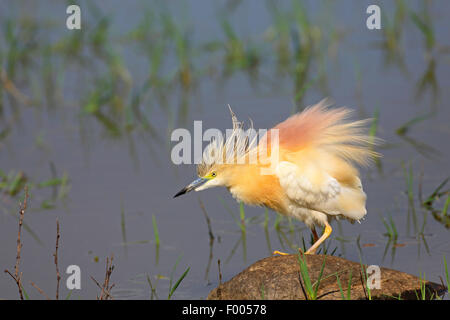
[15,188,27,279]
[217,259,223,299]
[4,269,23,299]
[91,254,115,300]
[198,197,215,241]
[90,275,113,299]
[90,276,103,290]
[101,255,114,299]
[4,186,29,300]
[30,281,51,300]
[0,69,31,106]
[418,161,424,204]
[54,219,61,300]
[359,265,368,300]
[199,197,215,281]
[218,259,222,286]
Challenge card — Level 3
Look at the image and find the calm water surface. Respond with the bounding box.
[0,1,449,299]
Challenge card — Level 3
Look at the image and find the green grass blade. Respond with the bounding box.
[21,285,30,300]
[369,108,379,139]
[443,196,450,216]
[65,290,73,300]
[239,202,246,231]
[313,256,327,299]
[336,274,345,300]
[444,256,449,291]
[297,253,314,299]
[423,177,449,207]
[121,202,127,245]
[169,254,183,294]
[36,178,63,188]
[152,214,160,246]
[168,267,190,299]
[359,259,372,300]
[346,269,353,300]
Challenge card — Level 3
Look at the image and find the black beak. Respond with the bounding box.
[173,187,188,198]
[173,177,208,198]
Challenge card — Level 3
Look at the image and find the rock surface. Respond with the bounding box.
[207,254,447,300]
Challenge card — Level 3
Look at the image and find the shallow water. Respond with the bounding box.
[0,1,449,299]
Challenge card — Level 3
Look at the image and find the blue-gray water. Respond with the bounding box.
[0,0,449,299]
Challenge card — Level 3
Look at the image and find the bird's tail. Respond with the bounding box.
[270,99,381,166]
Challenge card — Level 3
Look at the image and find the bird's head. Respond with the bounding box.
[173,105,255,198]
[173,164,229,198]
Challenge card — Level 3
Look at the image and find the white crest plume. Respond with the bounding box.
[197,105,258,177]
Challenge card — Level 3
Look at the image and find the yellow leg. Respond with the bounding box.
[305,222,332,254]
[273,225,328,256]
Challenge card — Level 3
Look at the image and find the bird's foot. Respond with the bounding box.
[273,248,315,255]
[272,250,290,256]
[297,247,315,255]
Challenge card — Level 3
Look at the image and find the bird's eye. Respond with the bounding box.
[211,172,217,177]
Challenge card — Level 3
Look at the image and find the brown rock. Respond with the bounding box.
[207,254,447,300]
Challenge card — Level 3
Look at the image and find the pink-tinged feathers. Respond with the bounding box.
[267,99,379,167]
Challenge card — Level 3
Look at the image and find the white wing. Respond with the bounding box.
[275,161,367,221]
[275,161,341,214]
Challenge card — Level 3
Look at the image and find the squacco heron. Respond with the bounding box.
[174,100,379,254]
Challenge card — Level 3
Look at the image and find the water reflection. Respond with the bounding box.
[1,0,450,299]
